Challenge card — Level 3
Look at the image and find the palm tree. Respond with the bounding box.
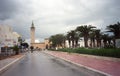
[67,30,76,48]
[66,32,72,48]
[62,35,66,48]
[66,30,80,48]
[49,34,65,48]
[76,25,96,47]
[101,34,109,48]
[94,29,102,47]
[89,30,96,48]
[89,29,102,48]
[107,22,120,47]
[101,34,114,48]
[102,34,107,48]
[74,31,80,47]
[107,22,120,39]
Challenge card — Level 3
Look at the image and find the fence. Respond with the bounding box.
[0,47,15,60]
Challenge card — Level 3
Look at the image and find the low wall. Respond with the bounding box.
[31,43,46,49]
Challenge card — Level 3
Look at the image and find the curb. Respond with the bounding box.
[43,51,111,76]
[0,54,25,74]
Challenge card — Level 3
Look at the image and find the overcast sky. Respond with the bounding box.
[0,0,120,42]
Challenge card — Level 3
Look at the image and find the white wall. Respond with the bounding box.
[116,39,120,48]
[0,25,20,48]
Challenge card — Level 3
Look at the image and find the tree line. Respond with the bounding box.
[49,22,120,49]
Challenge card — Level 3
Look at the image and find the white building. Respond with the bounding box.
[0,25,20,53]
[65,38,85,48]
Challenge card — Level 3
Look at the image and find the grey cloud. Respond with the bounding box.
[0,0,21,20]
[0,0,120,41]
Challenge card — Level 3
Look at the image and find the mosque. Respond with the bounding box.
[30,22,49,49]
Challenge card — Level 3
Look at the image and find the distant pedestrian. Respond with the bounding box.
[30,46,34,53]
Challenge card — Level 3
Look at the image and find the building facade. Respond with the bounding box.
[0,25,20,53]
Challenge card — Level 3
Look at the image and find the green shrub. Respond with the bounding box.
[12,45,19,55]
[53,48,120,58]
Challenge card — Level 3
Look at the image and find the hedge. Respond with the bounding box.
[49,48,120,58]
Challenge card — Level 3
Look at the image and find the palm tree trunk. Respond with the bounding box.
[68,39,71,48]
[72,39,74,48]
[63,41,66,48]
[96,39,99,47]
[99,40,101,48]
[84,36,88,47]
[90,39,93,47]
[75,39,79,47]
[93,39,95,47]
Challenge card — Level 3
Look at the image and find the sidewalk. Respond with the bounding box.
[44,51,120,76]
[0,54,25,74]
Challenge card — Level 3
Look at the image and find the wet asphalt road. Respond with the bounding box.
[1,51,95,76]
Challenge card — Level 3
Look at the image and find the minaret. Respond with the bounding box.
[30,21,35,45]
